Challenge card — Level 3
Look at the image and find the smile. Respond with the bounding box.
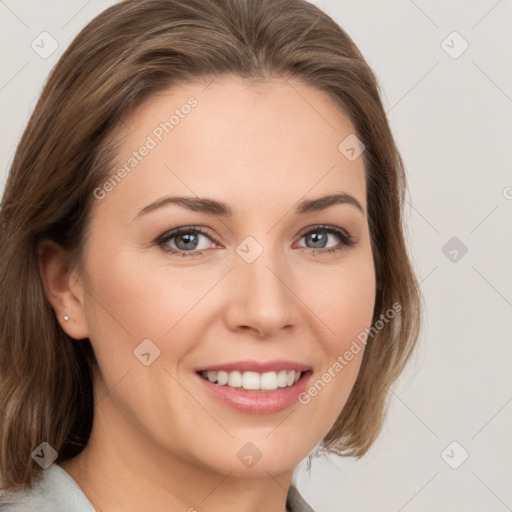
[195,361,313,414]
[199,370,302,391]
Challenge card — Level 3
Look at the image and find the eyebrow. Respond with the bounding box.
[134,192,364,219]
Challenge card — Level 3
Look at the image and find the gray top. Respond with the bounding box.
[0,464,315,511]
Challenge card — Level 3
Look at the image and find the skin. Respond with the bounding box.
[38,75,376,512]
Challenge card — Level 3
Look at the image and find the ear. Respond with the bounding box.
[37,238,90,340]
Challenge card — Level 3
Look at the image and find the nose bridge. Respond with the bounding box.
[225,234,297,336]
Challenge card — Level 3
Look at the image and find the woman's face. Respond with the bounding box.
[76,75,375,476]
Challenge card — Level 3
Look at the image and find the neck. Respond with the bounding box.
[59,374,293,512]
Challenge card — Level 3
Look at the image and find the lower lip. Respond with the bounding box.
[196,372,312,414]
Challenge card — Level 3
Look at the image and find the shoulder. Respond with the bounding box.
[0,464,94,512]
[287,484,316,512]
[0,467,314,512]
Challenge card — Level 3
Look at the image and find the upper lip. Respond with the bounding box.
[196,360,312,373]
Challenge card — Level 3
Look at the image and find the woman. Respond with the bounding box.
[0,0,421,510]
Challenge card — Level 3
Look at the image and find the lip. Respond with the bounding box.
[195,360,312,373]
[195,361,313,414]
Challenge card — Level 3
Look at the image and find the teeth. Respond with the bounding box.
[277,370,288,388]
[260,371,277,390]
[227,371,242,388]
[201,370,302,390]
[217,370,228,385]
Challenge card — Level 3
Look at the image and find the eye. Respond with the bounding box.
[156,224,355,258]
[295,225,355,255]
[157,226,219,257]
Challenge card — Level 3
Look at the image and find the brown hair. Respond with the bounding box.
[0,0,421,491]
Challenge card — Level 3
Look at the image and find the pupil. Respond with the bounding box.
[307,231,327,248]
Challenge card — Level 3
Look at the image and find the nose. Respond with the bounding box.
[223,245,299,339]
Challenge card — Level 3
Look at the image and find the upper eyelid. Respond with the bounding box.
[296,224,350,239]
[157,225,213,240]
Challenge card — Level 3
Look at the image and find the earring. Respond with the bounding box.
[63,315,70,321]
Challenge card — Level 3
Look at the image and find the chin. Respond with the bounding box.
[185,430,318,478]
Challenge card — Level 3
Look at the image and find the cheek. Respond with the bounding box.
[81,248,211,455]
[301,252,376,351]
[297,252,375,409]
[84,243,213,342]
[327,274,375,352]
[81,246,195,403]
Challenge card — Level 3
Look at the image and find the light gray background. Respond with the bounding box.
[1,1,511,511]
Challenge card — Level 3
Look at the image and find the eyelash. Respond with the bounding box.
[156,224,355,258]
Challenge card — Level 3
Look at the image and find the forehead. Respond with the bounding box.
[98,75,367,218]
